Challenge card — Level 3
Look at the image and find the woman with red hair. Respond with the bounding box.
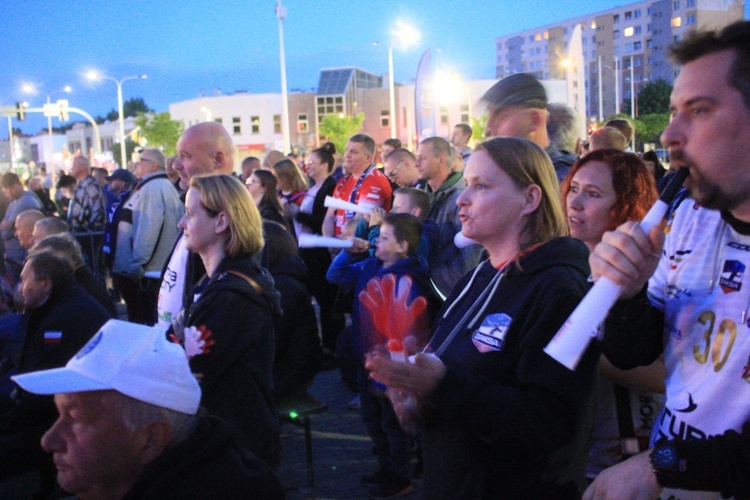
[563,148,657,253]
[562,149,665,481]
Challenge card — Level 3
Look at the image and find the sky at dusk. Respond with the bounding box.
[4,0,748,135]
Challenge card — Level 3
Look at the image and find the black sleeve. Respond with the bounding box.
[601,286,664,370]
[657,422,750,499]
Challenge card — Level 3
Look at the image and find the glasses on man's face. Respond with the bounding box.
[386,161,404,180]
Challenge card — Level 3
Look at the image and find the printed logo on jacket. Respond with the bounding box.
[472,313,512,353]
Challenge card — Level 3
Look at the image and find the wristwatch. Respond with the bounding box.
[650,441,686,478]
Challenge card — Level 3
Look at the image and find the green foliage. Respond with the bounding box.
[636,113,670,146]
[638,79,672,115]
[110,138,139,168]
[318,113,365,154]
[106,98,152,122]
[470,114,488,143]
[135,112,184,157]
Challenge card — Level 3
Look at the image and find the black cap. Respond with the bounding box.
[106,169,137,184]
[480,73,548,110]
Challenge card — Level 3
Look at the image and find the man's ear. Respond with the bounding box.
[139,421,172,465]
[528,109,545,132]
[520,184,542,217]
[396,239,409,256]
[213,151,225,170]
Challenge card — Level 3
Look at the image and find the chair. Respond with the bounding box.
[276,391,328,487]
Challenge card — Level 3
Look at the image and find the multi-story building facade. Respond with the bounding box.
[494,0,744,121]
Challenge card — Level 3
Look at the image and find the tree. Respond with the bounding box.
[636,113,670,146]
[318,113,365,154]
[135,112,183,157]
[110,138,139,168]
[105,98,151,122]
[637,79,672,115]
[470,114,488,143]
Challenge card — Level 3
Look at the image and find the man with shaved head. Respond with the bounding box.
[585,126,629,155]
[14,209,44,250]
[173,121,235,191]
[157,122,236,329]
[30,217,69,249]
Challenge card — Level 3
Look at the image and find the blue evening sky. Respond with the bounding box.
[3,0,747,135]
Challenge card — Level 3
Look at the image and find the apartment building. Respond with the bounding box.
[494,0,744,121]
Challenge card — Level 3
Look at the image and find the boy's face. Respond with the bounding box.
[375,223,405,263]
[391,194,414,215]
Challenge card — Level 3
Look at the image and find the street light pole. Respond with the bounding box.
[276,0,291,155]
[87,72,147,167]
[388,43,396,138]
[615,57,621,115]
[597,55,603,122]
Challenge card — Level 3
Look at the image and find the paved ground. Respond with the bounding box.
[276,367,423,499]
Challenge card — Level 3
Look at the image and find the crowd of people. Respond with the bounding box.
[0,20,748,499]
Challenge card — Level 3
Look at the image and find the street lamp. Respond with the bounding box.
[374,20,420,139]
[276,0,291,155]
[22,83,71,168]
[432,70,472,131]
[86,71,147,167]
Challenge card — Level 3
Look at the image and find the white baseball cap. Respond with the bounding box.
[12,319,201,415]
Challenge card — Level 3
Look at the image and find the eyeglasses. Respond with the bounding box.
[139,157,155,164]
[386,161,405,180]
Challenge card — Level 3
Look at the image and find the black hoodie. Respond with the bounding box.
[185,254,282,469]
[421,237,600,499]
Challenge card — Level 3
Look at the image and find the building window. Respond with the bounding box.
[673,1,680,8]
[232,117,241,134]
[686,14,696,25]
[615,46,620,55]
[273,115,281,134]
[380,110,390,128]
[614,30,620,39]
[686,0,694,5]
[635,26,642,34]
[647,39,653,49]
[440,106,449,125]
[614,14,620,23]
[544,31,549,39]
[591,21,596,29]
[297,114,308,133]
[634,56,642,66]
[534,33,542,41]
[214,118,223,125]
[250,116,259,134]
[634,41,642,50]
[647,7,652,16]
[625,11,632,20]
[624,26,634,37]
[634,9,641,18]
[671,16,682,27]
[626,43,633,52]
[460,105,469,124]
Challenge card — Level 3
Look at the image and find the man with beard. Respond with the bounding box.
[584,21,750,500]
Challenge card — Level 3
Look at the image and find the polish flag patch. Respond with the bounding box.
[44,331,62,345]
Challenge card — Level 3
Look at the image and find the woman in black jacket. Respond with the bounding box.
[367,138,600,498]
[295,142,343,355]
[177,174,282,469]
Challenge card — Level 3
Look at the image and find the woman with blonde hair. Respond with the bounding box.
[177,174,282,468]
[366,137,599,498]
[272,158,308,235]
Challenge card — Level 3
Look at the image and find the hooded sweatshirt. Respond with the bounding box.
[185,254,282,469]
[421,237,599,499]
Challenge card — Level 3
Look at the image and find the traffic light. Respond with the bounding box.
[15,102,25,121]
[58,100,69,121]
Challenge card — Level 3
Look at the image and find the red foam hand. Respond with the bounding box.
[359,274,428,347]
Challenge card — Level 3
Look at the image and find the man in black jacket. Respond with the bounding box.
[0,252,111,482]
[12,320,283,499]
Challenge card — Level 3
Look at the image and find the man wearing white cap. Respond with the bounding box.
[12,320,283,499]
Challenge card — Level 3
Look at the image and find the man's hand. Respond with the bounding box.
[583,451,662,500]
[590,221,665,301]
